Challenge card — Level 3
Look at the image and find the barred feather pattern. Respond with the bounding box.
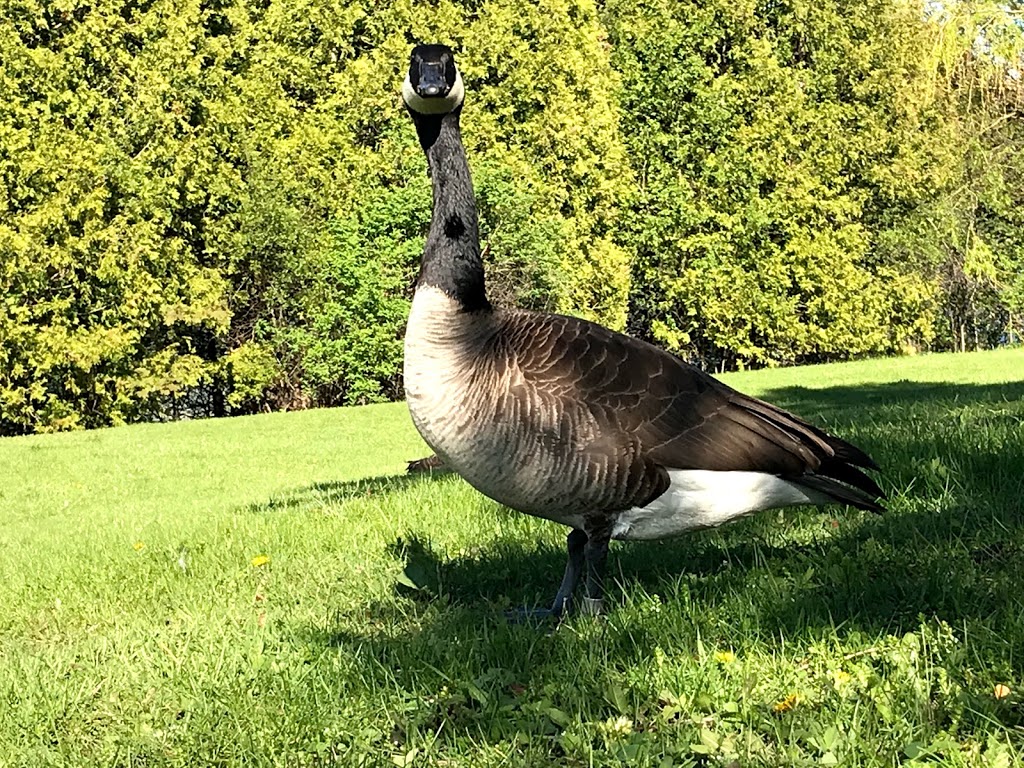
[404,287,883,540]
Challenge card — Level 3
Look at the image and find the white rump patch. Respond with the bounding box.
[611,470,831,541]
[402,71,465,115]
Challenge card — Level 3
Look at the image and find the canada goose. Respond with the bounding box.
[401,44,884,618]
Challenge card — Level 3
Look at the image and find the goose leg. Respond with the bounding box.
[549,528,587,616]
[505,528,586,623]
[580,527,610,616]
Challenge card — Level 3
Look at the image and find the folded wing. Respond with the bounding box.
[503,311,884,513]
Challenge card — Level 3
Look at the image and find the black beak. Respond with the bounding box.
[416,61,448,98]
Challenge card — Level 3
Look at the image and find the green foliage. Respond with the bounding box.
[473,159,570,312]
[604,0,962,366]
[462,0,634,327]
[0,0,631,431]
[265,179,429,407]
[1,0,1023,432]
[0,0,233,432]
[921,1,1024,350]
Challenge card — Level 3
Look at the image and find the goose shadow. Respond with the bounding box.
[243,467,452,515]
[361,487,1024,643]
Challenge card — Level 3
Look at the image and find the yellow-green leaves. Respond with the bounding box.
[3,0,1022,433]
[604,0,1023,367]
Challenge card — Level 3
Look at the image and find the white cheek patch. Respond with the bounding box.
[447,72,465,108]
[403,71,465,115]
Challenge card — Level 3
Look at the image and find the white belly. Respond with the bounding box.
[611,470,828,541]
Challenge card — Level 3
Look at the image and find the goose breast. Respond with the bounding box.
[404,287,658,527]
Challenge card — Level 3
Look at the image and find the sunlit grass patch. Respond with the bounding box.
[1,348,1023,766]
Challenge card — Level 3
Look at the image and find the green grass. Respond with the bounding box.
[2,348,1024,767]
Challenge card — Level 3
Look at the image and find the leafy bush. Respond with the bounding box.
[1,0,1022,432]
[604,0,965,367]
[0,0,631,431]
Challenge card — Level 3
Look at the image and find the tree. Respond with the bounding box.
[603,0,960,368]
[0,0,633,431]
[0,0,231,432]
[923,1,1024,350]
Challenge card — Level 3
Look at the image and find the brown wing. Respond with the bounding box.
[498,310,883,511]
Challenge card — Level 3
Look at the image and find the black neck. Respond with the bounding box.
[412,108,490,312]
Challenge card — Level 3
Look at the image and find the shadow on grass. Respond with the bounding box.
[300,378,1024,690]
[762,378,1024,428]
[244,470,451,515]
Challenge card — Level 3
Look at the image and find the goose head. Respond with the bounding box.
[402,44,465,115]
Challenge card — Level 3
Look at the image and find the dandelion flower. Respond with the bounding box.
[714,650,736,664]
[132,541,145,551]
[772,694,799,714]
[830,670,852,688]
[251,554,271,568]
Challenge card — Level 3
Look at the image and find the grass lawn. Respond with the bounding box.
[2,348,1024,767]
